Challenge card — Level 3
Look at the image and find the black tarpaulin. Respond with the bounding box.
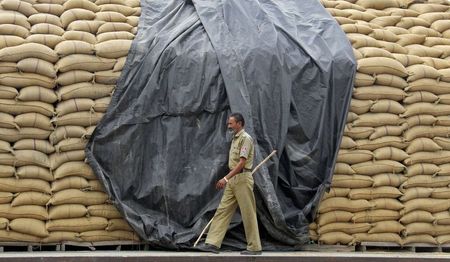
[86,0,356,250]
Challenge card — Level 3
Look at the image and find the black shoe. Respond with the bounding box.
[197,243,220,254]
[240,250,262,255]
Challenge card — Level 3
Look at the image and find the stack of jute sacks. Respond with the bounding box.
[0,0,139,243]
[311,0,450,246]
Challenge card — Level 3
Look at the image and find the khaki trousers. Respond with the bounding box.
[205,172,262,251]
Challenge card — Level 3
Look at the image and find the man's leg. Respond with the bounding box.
[205,182,238,248]
[234,173,262,252]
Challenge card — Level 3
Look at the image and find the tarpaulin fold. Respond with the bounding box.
[86,0,356,250]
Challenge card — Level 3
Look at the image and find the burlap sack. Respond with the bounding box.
[48,189,108,205]
[106,218,133,232]
[352,210,400,223]
[63,0,100,12]
[318,197,374,213]
[404,91,438,104]
[49,150,85,170]
[356,136,407,151]
[371,174,407,187]
[17,86,58,104]
[77,230,140,242]
[51,176,90,192]
[33,3,65,16]
[16,165,53,181]
[55,138,87,153]
[348,186,403,200]
[0,204,48,220]
[406,137,442,154]
[48,204,88,220]
[49,126,87,145]
[0,43,58,63]
[46,217,108,232]
[9,218,48,237]
[369,198,404,210]
[63,31,97,44]
[55,41,95,56]
[11,192,51,207]
[56,70,94,86]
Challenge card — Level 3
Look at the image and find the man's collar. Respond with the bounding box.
[234,129,245,138]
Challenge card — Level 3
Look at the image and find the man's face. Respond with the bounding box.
[227,117,241,133]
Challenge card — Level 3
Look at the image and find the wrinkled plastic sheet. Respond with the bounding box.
[86,0,356,250]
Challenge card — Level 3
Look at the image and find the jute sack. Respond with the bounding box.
[423,37,450,47]
[405,223,450,237]
[404,198,450,214]
[96,31,135,43]
[67,20,105,34]
[94,70,121,85]
[321,188,350,200]
[14,149,50,168]
[406,115,437,128]
[400,187,433,202]
[55,98,95,116]
[11,192,51,207]
[434,137,450,150]
[354,73,375,87]
[0,218,7,230]
[437,164,450,176]
[373,147,408,161]
[88,180,105,192]
[405,44,443,58]
[349,99,373,115]
[15,113,53,130]
[437,116,450,126]
[0,192,13,203]
[336,150,373,164]
[17,86,57,104]
[87,204,121,219]
[403,126,450,142]
[392,53,424,67]
[0,140,13,153]
[370,100,405,114]
[397,18,430,30]
[0,153,15,165]
[99,4,135,16]
[55,54,115,73]
[402,103,450,117]
[52,112,104,127]
[404,91,438,104]
[60,8,96,28]
[106,218,133,232]
[401,175,450,189]
[436,235,450,245]
[127,16,139,27]
[49,204,88,220]
[397,34,426,47]
[439,69,450,82]
[374,74,407,89]
[0,11,30,29]
[340,136,356,150]
[0,112,16,129]
[9,218,48,237]
[0,177,50,193]
[406,79,450,95]
[318,222,371,235]
[93,97,111,113]
[112,56,126,72]
[369,221,405,234]
[77,230,140,242]
[348,187,403,200]
[33,3,65,16]
[358,47,395,59]
[344,126,375,140]
[353,233,402,245]
[0,73,55,89]
[0,62,17,74]
[0,86,18,100]
[0,230,40,242]
[385,7,420,17]
[368,29,399,42]
[355,0,399,9]
[356,136,407,151]
[30,23,64,36]
[42,231,80,243]
[371,16,402,27]
[357,57,408,77]
[369,125,406,140]
[331,175,373,189]
[316,210,353,226]
[341,23,373,34]
[369,198,404,210]
[1,0,38,16]
[16,165,53,181]
[400,210,435,224]
[433,211,450,225]
[318,197,374,213]
[26,34,65,49]
[431,188,450,199]
[55,138,87,153]
[431,20,450,33]
[63,0,100,12]
[353,86,406,101]
[352,210,400,223]
[404,151,450,165]
[318,232,353,245]
[56,83,114,101]
[351,160,406,175]
[54,41,95,56]
[51,176,90,192]
[347,112,358,123]
[47,189,108,206]
[97,22,133,34]
[0,43,58,63]
[28,13,63,27]
[0,35,25,49]
[378,40,408,54]
[409,26,441,37]
[407,64,442,82]
[95,39,132,59]
[63,31,97,44]
[95,11,127,23]
[0,165,14,178]
[49,150,85,170]
[353,113,403,127]
[418,12,450,24]
[371,174,407,187]
[95,0,140,8]
[56,71,94,86]
[0,204,48,220]
[49,126,87,145]
[0,24,29,39]
[406,138,442,154]
[46,217,108,232]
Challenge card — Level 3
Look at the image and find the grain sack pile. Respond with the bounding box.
[0,0,140,243]
[312,0,450,246]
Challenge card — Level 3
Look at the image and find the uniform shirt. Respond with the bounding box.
[228,129,254,171]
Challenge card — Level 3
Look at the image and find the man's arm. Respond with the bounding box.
[216,157,246,189]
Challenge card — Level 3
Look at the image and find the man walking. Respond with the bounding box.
[199,113,262,255]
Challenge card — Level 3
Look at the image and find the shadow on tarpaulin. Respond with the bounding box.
[86,0,356,251]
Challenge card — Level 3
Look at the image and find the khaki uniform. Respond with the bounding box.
[205,129,262,251]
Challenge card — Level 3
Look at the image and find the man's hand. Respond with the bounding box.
[216,178,227,190]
